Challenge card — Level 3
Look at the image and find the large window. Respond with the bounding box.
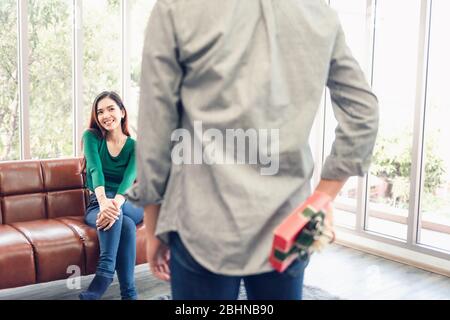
[128,0,155,135]
[83,0,121,123]
[325,0,371,228]
[0,0,19,161]
[317,0,450,259]
[1,0,155,160]
[367,0,422,240]
[28,0,73,159]
[420,0,450,252]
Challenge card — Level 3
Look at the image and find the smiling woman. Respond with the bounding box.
[78,91,143,300]
[81,91,134,200]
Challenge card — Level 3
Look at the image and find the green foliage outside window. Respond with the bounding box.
[371,132,446,209]
[0,0,19,160]
[0,0,121,160]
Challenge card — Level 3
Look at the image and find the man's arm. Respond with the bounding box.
[124,1,182,281]
[315,178,348,200]
[322,21,379,182]
[143,204,161,240]
[129,0,183,209]
[144,203,170,281]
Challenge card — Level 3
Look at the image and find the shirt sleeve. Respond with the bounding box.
[321,22,379,181]
[83,130,105,189]
[117,144,137,195]
[126,0,183,207]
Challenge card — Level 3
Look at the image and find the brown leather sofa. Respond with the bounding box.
[0,158,147,290]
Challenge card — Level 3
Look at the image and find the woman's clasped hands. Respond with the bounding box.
[96,198,121,231]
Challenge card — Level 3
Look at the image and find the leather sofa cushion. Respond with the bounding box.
[47,190,86,219]
[136,224,147,265]
[0,225,36,289]
[41,158,84,192]
[2,193,47,223]
[11,219,84,283]
[58,216,147,274]
[84,189,90,210]
[0,161,43,196]
[56,216,99,275]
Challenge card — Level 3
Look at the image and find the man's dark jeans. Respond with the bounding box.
[169,232,308,300]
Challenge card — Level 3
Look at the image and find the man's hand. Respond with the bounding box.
[311,202,335,252]
[147,235,170,281]
[308,178,346,250]
[142,204,167,280]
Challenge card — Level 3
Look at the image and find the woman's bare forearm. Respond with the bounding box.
[114,194,126,208]
[94,186,108,205]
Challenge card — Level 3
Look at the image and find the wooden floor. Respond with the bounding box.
[1,243,449,300]
[305,244,450,300]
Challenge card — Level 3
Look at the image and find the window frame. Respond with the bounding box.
[313,0,450,265]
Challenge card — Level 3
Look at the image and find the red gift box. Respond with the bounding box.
[269,191,332,272]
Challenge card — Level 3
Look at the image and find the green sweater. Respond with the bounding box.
[83,130,136,195]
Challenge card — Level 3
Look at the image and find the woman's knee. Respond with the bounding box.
[121,201,144,224]
[121,215,137,235]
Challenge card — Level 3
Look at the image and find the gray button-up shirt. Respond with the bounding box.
[127,0,379,275]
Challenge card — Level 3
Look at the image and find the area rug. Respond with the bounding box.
[153,283,341,300]
[0,264,340,300]
[134,265,341,300]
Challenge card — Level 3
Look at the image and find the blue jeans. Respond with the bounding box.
[169,232,308,300]
[85,191,144,300]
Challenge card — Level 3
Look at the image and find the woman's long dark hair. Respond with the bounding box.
[80,91,130,174]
